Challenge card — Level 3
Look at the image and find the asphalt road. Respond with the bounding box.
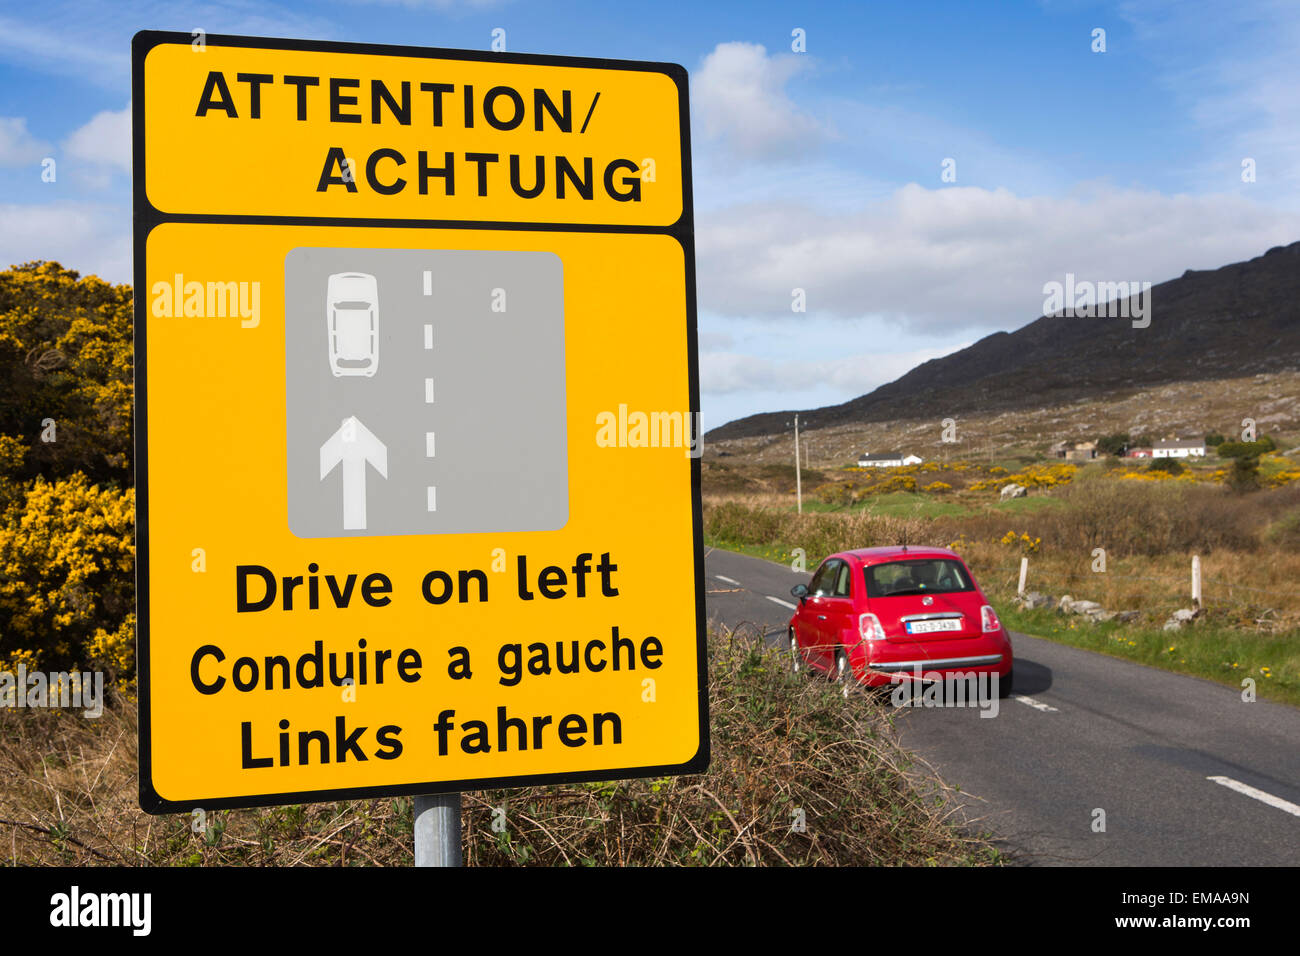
[705,546,1300,866]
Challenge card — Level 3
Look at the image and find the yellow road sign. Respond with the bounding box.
[133,32,706,812]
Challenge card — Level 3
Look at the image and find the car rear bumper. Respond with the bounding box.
[868,653,1004,671]
[853,633,1013,686]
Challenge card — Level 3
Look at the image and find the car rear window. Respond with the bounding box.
[864,558,973,597]
[334,307,373,359]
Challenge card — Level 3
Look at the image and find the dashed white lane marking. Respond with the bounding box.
[1012,694,1059,712]
[426,432,436,457]
[766,596,797,610]
[424,378,435,403]
[715,575,741,586]
[423,269,433,295]
[423,324,433,348]
[427,486,437,512]
[1207,776,1300,817]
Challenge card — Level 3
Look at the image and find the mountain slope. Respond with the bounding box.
[707,241,1300,441]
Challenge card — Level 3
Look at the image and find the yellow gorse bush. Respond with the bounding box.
[969,463,1077,492]
[1265,469,1300,488]
[869,474,918,494]
[0,261,134,486]
[0,474,135,676]
[0,262,136,682]
[997,530,1041,554]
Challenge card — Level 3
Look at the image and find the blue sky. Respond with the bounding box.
[2,0,1298,430]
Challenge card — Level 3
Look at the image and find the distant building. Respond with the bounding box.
[1051,440,1098,461]
[1126,447,1153,458]
[858,452,923,468]
[1151,439,1206,458]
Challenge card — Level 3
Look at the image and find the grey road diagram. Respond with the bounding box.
[285,247,567,537]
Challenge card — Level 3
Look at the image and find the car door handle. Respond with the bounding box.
[817,615,827,620]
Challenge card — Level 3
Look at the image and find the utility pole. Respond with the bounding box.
[794,413,803,514]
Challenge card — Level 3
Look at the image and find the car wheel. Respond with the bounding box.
[997,666,1014,699]
[788,630,802,675]
[834,650,853,698]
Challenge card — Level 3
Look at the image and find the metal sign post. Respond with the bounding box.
[414,793,462,867]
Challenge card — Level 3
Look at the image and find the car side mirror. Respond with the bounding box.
[791,584,808,603]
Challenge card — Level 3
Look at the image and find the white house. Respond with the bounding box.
[1151,439,1206,458]
[858,452,923,468]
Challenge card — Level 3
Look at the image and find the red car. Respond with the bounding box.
[788,546,1013,697]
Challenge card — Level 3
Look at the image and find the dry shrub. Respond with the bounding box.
[925,481,1262,558]
[704,496,792,546]
[0,631,997,867]
[709,472,1294,564]
[703,493,1300,624]
[1262,482,1300,550]
[704,495,917,560]
[464,630,997,866]
[0,693,144,865]
[1030,481,1261,556]
[0,693,417,866]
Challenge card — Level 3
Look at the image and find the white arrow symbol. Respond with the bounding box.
[320,416,388,530]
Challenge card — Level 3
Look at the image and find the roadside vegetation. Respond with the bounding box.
[1,262,135,683]
[703,463,1300,706]
[0,629,1002,866]
[0,261,1009,867]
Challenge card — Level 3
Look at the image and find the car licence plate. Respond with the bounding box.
[905,618,962,634]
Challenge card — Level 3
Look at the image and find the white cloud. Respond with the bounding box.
[0,117,51,167]
[692,41,823,164]
[697,330,734,350]
[0,202,131,283]
[700,344,964,397]
[63,102,130,176]
[697,183,1300,333]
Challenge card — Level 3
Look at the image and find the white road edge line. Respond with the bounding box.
[766,596,797,610]
[1206,775,1300,817]
[1012,694,1059,712]
[714,575,741,586]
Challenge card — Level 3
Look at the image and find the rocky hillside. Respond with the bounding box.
[708,241,1300,442]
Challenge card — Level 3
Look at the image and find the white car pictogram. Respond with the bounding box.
[327,272,379,377]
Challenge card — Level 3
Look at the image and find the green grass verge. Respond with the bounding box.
[989,495,1068,515]
[993,601,1298,707]
[797,495,968,518]
[797,491,1068,519]
[706,534,800,568]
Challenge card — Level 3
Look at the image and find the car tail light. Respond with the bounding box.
[981,605,1001,633]
[859,613,885,643]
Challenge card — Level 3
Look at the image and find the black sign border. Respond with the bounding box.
[132,30,707,814]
